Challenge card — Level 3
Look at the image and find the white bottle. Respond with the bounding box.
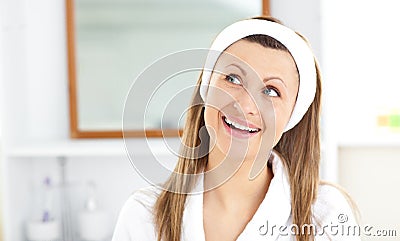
[78,181,111,241]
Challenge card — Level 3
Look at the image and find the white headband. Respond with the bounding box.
[200,19,316,132]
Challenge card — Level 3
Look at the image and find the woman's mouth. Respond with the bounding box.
[222,115,261,138]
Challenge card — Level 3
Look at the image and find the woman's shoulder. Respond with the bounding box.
[312,183,361,240]
[111,186,161,241]
[131,185,161,207]
[314,183,357,219]
[121,185,161,217]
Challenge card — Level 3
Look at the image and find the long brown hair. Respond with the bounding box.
[154,16,322,241]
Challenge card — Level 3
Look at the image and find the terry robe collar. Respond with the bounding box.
[182,151,293,241]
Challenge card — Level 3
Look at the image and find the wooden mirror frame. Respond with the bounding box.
[66,0,270,138]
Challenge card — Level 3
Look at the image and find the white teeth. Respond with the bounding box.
[224,117,259,132]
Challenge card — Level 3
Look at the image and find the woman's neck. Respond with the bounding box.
[204,148,273,212]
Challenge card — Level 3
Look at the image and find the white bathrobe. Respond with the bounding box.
[112,152,361,241]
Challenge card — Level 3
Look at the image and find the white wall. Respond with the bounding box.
[321,0,400,142]
[271,0,322,62]
[321,0,400,239]
[339,147,400,241]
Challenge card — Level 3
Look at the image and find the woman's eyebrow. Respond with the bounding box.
[225,63,287,88]
[264,77,287,88]
[226,63,247,76]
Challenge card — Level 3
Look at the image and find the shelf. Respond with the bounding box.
[6,133,400,158]
[337,131,400,147]
[5,138,181,158]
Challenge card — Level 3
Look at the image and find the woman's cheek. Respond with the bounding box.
[272,105,288,145]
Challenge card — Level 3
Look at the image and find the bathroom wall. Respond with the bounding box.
[339,147,400,241]
[322,0,400,240]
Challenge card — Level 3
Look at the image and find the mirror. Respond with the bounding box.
[66,0,269,138]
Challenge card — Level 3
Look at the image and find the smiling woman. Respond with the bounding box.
[112,16,360,241]
[207,39,299,145]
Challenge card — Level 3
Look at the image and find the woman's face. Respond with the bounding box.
[204,40,299,161]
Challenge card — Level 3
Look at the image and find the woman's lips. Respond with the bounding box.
[221,115,261,138]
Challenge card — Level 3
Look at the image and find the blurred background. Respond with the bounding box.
[0,0,399,240]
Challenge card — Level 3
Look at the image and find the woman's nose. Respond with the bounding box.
[234,91,259,116]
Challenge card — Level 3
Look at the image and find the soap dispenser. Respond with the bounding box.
[78,181,111,241]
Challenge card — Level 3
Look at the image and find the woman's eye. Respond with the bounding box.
[263,86,280,97]
[225,74,241,85]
